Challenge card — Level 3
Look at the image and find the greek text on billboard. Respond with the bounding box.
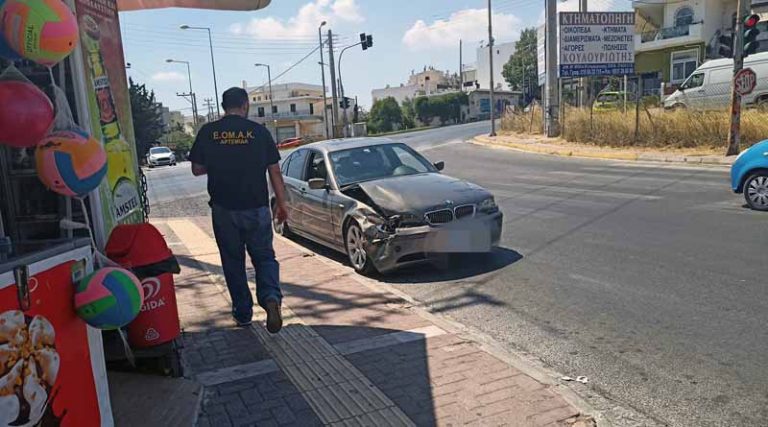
[559,12,635,77]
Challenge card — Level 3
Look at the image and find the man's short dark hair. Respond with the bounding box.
[222,87,249,111]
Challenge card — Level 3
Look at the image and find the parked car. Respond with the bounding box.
[146,146,176,168]
[592,91,635,112]
[664,52,768,110]
[271,138,503,274]
[731,139,768,211]
[277,137,303,149]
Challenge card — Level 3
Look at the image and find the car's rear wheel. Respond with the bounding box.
[744,173,768,211]
[345,222,376,275]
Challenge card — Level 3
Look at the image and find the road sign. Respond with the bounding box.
[559,12,635,77]
[735,68,757,96]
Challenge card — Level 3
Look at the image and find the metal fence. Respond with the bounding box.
[503,74,768,150]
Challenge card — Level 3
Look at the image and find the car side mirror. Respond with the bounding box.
[308,178,328,190]
[434,161,445,171]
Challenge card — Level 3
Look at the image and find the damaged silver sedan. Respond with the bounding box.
[272,138,503,274]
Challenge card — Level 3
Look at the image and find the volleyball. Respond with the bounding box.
[1,0,79,66]
[35,128,107,197]
[75,267,144,330]
[0,79,54,148]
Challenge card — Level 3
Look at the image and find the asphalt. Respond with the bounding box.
[146,122,768,426]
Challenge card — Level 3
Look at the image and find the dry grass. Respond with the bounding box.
[502,107,768,149]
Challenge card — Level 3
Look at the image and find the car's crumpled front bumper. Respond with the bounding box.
[361,211,503,272]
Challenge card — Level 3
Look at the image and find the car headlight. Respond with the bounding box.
[478,197,498,213]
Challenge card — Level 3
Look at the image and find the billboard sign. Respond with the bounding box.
[559,12,635,77]
[537,24,546,86]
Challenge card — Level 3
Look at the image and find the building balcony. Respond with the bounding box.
[636,22,704,52]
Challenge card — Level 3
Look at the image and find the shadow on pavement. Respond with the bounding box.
[285,234,523,284]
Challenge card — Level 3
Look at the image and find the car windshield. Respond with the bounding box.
[329,143,435,187]
[150,147,171,154]
[597,93,620,103]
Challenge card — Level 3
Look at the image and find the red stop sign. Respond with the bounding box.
[735,68,757,96]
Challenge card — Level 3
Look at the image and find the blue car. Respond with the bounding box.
[731,139,768,211]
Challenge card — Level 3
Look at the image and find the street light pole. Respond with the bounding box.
[487,0,497,136]
[318,21,329,139]
[255,63,276,138]
[167,58,198,127]
[181,25,221,119]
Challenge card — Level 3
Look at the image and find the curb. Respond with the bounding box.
[473,135,734,167]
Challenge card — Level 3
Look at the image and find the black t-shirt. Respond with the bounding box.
[189,115,280,210]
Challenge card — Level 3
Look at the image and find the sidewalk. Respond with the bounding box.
[154,216,596,426]
[473,134,735,166]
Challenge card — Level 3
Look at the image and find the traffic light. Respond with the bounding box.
[743,14,761,58]
[340,97,351,109]
[360,33,373,50]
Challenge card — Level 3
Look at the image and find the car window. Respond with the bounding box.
[150,147,171,154]
[683,73,705,89]
[281,152,293,175]
[306,151,328,182]
[329,143,435,187]
[286,150,308,180]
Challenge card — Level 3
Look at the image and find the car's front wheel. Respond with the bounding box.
[744,173,768,211]
[345,221,376,275]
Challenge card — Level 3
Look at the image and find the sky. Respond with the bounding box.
[119,0,630,115]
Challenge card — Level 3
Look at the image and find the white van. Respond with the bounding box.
[663,51,768,110]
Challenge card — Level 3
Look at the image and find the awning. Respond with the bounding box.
[117,0,270,11]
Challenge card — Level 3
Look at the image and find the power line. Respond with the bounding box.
[250,46,321,92]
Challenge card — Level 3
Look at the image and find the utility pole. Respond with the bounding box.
[459,39,463,91]
[328,29,339,138]
[727,0,750,155]
[204,98,214,122]
[545,0,560,136]
[487,0,497,136]
[579,0,587,108]
[318,21,329,139]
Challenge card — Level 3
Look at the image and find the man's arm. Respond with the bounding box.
[191,163,207,176]
[268,164,288,223]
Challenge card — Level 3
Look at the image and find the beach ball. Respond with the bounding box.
[75,267,144,330]
[1,0,79,66]
[0,0,22,60]
[36,127,107,196]
[0,79,54,148]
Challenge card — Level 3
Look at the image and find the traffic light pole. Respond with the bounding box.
[337,42,363,137]
[727,0,749,156]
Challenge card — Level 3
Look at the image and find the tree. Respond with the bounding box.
[502,28,540,102]
[401,98,416,129]
[129,78,165,157]
[368,97,403,133]
[413,92,468,126]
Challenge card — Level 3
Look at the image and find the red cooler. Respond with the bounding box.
[106,224,181,348]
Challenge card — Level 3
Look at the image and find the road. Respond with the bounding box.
[146,122,767,425]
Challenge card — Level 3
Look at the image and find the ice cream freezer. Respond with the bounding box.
[0,239,114,427]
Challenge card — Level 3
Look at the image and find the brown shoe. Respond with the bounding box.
[265,300,283,334]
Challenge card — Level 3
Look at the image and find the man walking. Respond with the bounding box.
[189,87,288,333]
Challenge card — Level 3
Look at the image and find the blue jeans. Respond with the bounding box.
[211,205,281,322]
